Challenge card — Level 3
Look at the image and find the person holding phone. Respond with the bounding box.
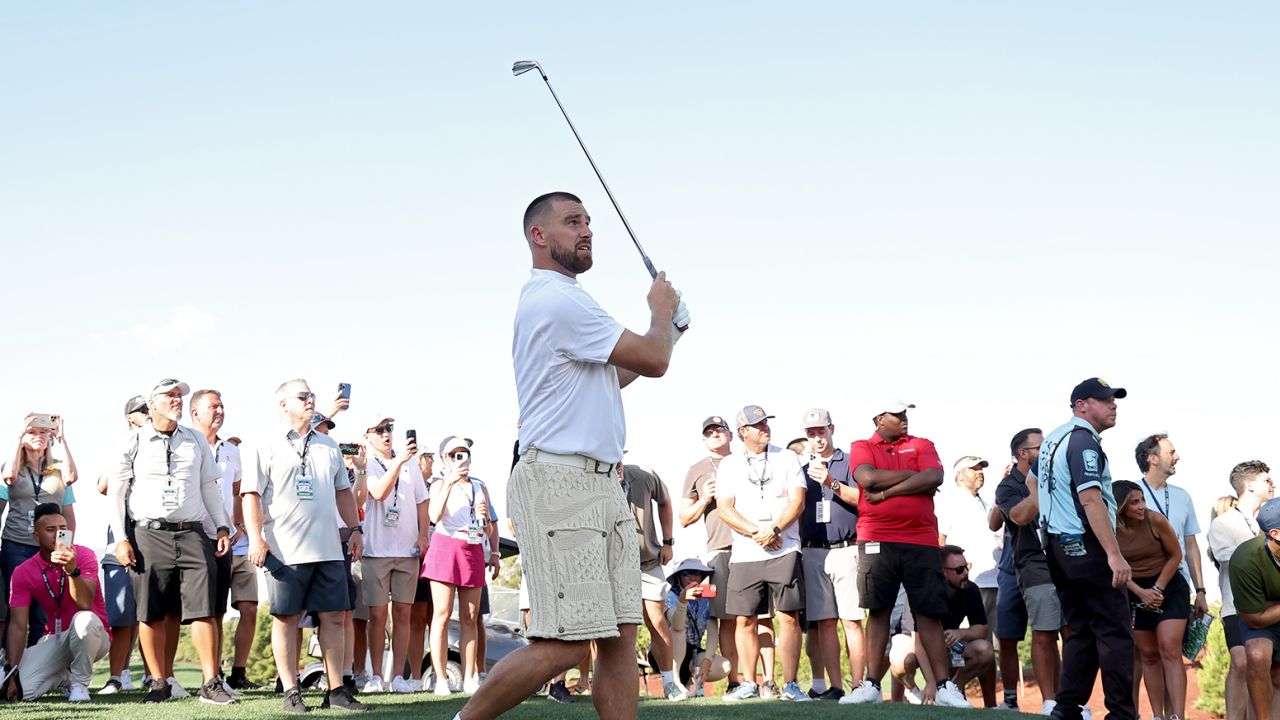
[359,417,428,693]
[1,414,79,652]
[2,502,109,702]
[664,558,731,697]
[425,436,499,695]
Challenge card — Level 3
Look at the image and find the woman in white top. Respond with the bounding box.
[422,437,499,695]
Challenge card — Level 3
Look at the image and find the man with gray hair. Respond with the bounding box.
[108,378,234,705]
[242,379,366,713]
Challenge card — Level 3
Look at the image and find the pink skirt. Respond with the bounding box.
[422,533,485,588]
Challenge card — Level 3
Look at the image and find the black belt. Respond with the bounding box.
[802,539,856,550]
[138,520,203,532]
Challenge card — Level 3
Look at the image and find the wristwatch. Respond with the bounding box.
[349,525,363,534]
[772,525,782,536]
[68,567,82,578]
[217,526,231,536]
[662,538,674,546]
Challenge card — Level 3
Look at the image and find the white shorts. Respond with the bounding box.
[802,544,864,622]
[641,564,667,603]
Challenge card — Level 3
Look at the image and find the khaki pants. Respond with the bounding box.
[20,611,110,699]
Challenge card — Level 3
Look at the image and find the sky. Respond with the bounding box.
[2,3,1278,603]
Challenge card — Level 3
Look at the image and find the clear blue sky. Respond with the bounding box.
[3,3,1277,600]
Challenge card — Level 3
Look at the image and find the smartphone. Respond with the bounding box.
[700,582,717,599]
[339,442,361,456]
[56,529,73,547]
[405,429,417,442]
[337,383,351,400]
[29,414,58,430]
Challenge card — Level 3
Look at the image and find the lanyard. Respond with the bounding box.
[1238,507,1260,535]
[747,454,771,504]
[289,431,313,475]
[28,461,46,499]
[372,454,400,508]
[42,565,66,605]
[214,439,222,465]
[1141,479,1170,517]
[160,431,176,484]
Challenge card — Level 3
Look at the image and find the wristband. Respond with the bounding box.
[662,538,674,546]
[349,525,363,534]
[772,525,782,536]
[1152,584,1164,594]
[1195,587,1206,593]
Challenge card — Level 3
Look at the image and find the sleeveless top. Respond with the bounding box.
[1118,516,1167,578]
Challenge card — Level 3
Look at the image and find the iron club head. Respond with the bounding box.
[511,60,542,77]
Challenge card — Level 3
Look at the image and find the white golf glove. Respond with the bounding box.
[672,292,690,344]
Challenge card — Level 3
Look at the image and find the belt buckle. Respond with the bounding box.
[592,459,612,474]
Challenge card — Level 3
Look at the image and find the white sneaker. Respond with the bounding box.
[168,677,190,698]
[935,680,972,708]
[69,683,90,702]
[904,687,924,705]
[1041,699,1057,716]
[434,679,453,697]
[407,677,423,692]
[364,675,386,693]
[1080,705,1093,720]
[690,667,704,697]
[463,676,482,693]
[664,680,689,702]
[390,676,415,693]
[839,680,883,704]
[121,669,136,691]
[353,671,370,690]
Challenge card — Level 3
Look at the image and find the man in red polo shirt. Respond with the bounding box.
[847,400,970,708]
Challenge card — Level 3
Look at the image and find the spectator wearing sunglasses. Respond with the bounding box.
[714,405,810,702]
[107,378,234,705]
[1,413,79,653]
[664,558,731,697]
[425,436,498,695]
[359,417,427,693]
[937,545,992,704]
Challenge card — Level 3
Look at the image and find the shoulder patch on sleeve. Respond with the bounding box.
[1082,449,1100,474]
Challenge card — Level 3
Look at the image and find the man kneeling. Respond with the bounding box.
[2,503,110,702]
[892,545,991,708]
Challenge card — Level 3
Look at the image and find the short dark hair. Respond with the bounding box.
[1009,428,1043,457]
[940,544,966,562]
[1230,460,1271,496]
[1134,434,1168,474]
[523,191,582,241]
[33,502,64,527]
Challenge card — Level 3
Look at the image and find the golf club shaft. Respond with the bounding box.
[534,70,658,280]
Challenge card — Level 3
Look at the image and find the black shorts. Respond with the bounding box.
[129,526,219,624]
[857,540,948,617]
[213,547,233,616]
[264,556,351,618]
[480,584,490,616]
[343,540,359,610]
[1129,573,1190,632]
[1224,614,1245,649]
[726,553,804,616]
[415,577,433,603]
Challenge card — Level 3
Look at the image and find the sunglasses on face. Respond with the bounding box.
[294,392,316,402]
[944,564,971,575]
[371,424,393,435]
[679,570,703,578]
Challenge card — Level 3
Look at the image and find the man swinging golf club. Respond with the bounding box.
[456,191,689,720]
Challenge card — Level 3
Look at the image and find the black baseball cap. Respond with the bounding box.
[123,395,148,416]
[701,415,729,432]
[1070,377,1127,405]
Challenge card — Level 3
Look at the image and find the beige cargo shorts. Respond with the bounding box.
[508,452,641,641]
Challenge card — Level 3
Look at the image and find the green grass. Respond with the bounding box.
[0,661,1037,719]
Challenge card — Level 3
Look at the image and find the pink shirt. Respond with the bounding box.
[8,545,109,637]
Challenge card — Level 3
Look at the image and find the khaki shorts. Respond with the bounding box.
[1023,582,1063,632]
[641,564,667,603]
[508,454,641,641]
[703,549,733,620]
[230,555,260,606]
[360,556,418,606]
[802,544,864,622]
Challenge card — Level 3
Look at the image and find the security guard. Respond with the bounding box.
[1032,378,1135,720]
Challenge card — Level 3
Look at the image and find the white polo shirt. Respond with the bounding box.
[715,445,806,564]
[513,269,626,464]
[937,486,1001,589]
[362,452,429,558]
[205,438,248,554]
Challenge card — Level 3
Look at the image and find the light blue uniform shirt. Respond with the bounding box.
[1037,417,1116,535]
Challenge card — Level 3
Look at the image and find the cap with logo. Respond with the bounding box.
[151,378,190,397]
[874,400,915,418]
[1070,378,1127,405]
[1257,498,1280,533]
[953,456,989,472]
[801,408,832,428]
[311,412,336,430]
[440,435,474,455]
[123,395,148,416]
[701,415,729,432]
[735,405,774,429]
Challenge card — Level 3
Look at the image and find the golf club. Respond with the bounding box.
[512,59,660,280]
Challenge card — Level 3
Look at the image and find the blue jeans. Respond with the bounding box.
[0,540,45,648]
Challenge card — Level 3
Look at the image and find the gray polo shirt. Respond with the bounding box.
[0,460,75,545]
[242,426,350,565]
[109,422,229,542]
